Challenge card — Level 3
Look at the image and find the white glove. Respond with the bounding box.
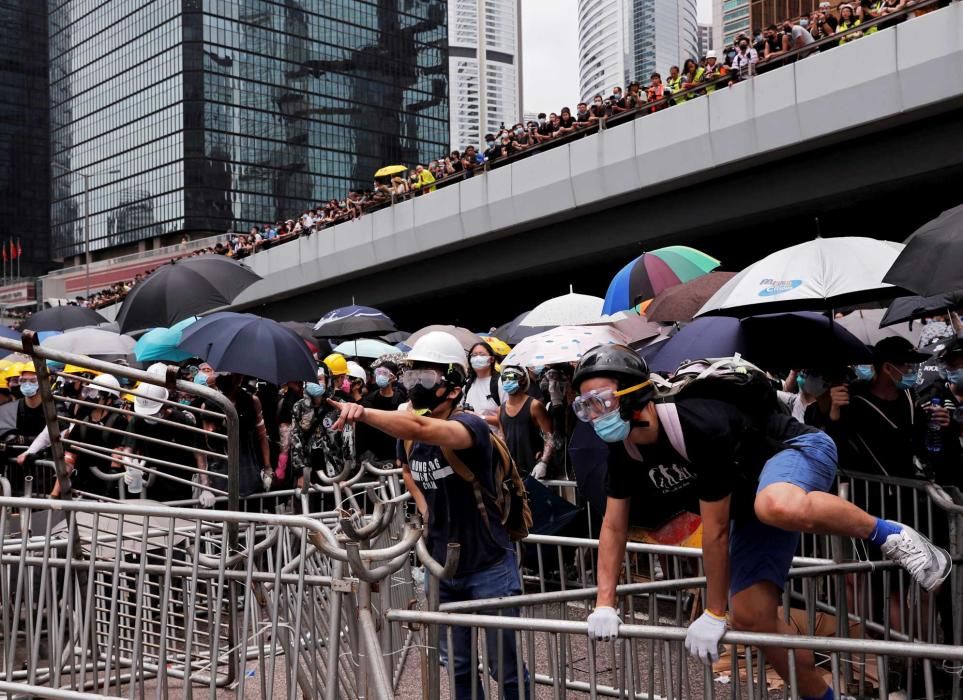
[532,461,548,480]
[122,457,146,494]
[199,490,216,508]
[684,611,727,665]
[586,606,621,641]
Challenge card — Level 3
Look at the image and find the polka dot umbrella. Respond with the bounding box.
[502,325,630,369]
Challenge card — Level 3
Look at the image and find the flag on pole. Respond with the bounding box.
[9,240,17,260]
[16,239,21,258]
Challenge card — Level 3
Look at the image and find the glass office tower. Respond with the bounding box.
[49,0,448,260]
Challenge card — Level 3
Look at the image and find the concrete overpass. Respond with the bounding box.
[224,3,963,328]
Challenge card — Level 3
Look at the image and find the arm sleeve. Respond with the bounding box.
[26,427,52,455]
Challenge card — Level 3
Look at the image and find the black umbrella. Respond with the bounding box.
[493,311,552,345]
[312,305,396,338]
[280,321,320,344]
[22,305,106,332]
[881,293,963,327]
[178,312,317,384]
[115,257,261,333]
[884,203,963,297]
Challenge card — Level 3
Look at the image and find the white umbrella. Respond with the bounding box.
[696,237,904,317]
[40,327,136,358]
[503,325,630,368]
[519,292,607,327]
[333,338,398,359]
[836,308,922,347]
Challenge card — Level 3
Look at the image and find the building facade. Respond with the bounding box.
[0,1,50,277]
[715,0,751,48]
[579,0,699,103]
[447,0,521,151]
[698,22,714,58]
[49,0,448,261]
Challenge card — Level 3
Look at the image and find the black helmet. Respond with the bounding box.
[573,344,656,419]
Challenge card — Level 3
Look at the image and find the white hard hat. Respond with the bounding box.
[346,361,367,382]
[706,49,717,59]
[134,382,169,416]
[406,331,469,373]
[147,362,170,378]
[91,373,121,397]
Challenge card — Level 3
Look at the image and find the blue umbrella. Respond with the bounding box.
[178,312,317,384]
[647,312,871,374]
[333,338,398,359]
[313,305,396,338]
[134,316,199,363]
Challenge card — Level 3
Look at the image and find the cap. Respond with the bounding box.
[706,49,717,59]
[873,336,932,365]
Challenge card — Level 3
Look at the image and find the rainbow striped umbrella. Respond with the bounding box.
[602,246,720,315]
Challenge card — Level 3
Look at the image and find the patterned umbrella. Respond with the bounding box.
[503,325,630,368]
[603,246,720,315]
[313,305,396,338]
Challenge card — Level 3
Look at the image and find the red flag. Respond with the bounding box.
[9,241,16,261]
[16,240,21,257]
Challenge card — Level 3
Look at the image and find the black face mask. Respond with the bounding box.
[409,384,448,412]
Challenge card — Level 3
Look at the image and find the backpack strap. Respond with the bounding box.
[654,402,689,462]
[490,373,501,406]
[440,444,494,532]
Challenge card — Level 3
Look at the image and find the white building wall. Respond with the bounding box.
[578,0,627,102]
[448,0,521,151]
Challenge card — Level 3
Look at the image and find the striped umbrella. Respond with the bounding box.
[602,246,720,315]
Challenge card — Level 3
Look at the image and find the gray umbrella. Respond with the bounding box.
[40,327,136,360]
[835,308,922,347]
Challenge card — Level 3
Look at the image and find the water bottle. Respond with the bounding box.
[925,397,944,454]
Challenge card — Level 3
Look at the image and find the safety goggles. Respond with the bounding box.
[400,368,443,391]
[374,367,395,380]
[572,381,651,422]
[501,368,526,383]
[81,387,109,401]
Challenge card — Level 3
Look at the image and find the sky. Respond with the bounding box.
[520,0,713,113]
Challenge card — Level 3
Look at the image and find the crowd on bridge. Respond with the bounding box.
[52,0,950,319]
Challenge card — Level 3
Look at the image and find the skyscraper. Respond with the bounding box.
[49,0,448,262]
[578,0,699,103]
[447,0,522,150]
[0,1,50,277]
[715,0,751,48]
[698,22,714,58]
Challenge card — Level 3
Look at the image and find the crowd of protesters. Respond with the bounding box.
[60,0,945,315]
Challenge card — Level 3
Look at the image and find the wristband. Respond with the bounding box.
[705,609,727,621]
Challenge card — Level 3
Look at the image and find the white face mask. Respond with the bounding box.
[470,356,490,370]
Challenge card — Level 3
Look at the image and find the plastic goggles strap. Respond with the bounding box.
[613,380,652,398]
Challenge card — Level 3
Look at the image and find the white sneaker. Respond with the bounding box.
[880,522,951,591]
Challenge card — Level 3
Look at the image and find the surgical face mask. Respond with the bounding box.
[19,381,38,398]
[305,382,325,398]
[470,355,491,371]
[340,378,351,394]
[194,372,209,386]
[801,374,828,398]
[853,364,875,381]
[502,379,520,395]
[947,369,963,386]
[375,374,391,389]
[592,410,631,443]
[886,363,918,391]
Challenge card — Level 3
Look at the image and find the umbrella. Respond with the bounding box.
[697,237,904,318]
[40,327,136,360]
[883,203,963,297]
[22,305,107,332]
[178,312,317,384]
[313,305,397,338]
[493,311,551,345]
[333,338,398,359]
[645,272,737,323]
[518,292,607,327]
[406,325,482,351]
[134,316,200,363]
[280,321,319,344]
[116,256,261,333]
[380,330,411,345]
[648,313,871,374]
[881,293,963,327]
[481,336,512,357]
[602,246,721,315]
[835,308,922,347]
[503,325,630,368]
[374,165,407,178]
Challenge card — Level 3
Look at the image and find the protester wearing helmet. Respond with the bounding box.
[290,372,332,490]
[917,336,963,484]
[323,353,352,399]
[117,378,209,503]
[358,358,405,461]
[578,345,950,700]
[327,331,529,698]
[345,361,367,402]
[497,365,554,479]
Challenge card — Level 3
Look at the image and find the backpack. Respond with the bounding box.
[464,373,501,407]
[405,417,532,541]
[652,356,781,462]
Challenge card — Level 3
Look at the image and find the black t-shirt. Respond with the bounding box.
[606,398,816,521]
[576,110,592,123]
[558,115,576,129]
[16,400,46,441]
[401,412,510,576]
[537,121,554,136]
[123,410,200,502]
[358,391,404,461]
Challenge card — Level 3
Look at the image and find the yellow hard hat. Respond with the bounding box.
[17,362,36,376]
[323,353,348,376]
[63,363,99,377]
[482,336,512,358]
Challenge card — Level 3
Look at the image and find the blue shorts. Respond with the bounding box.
[730,431,838,595]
